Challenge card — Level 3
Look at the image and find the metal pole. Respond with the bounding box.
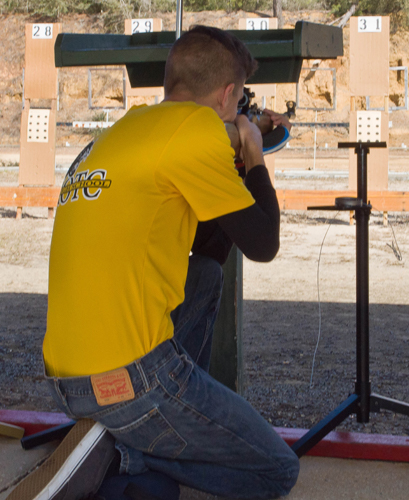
[356,145,368,203]
[88,69,92,109]
[313,110,317,170]
[176,0,183,39]
[355,144,371,423]
[236,249,244,396]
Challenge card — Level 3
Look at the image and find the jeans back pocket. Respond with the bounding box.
[105,406,187,459]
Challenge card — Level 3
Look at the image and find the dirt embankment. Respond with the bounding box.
[1,10,409,150]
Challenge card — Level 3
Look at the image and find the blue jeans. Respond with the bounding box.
[45,255,299,499]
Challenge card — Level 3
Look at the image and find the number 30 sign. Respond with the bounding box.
[246,19,269,30]
[32,24,53,39]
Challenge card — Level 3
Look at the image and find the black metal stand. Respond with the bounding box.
[292,142,409,458]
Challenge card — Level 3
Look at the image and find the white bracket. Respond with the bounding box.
[27,109,50,143]
[357,111,381,142]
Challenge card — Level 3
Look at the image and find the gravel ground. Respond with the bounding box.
[242,211,409,437]
[1,159,409,432]
[1,180,409,500]
[1,201,409,438]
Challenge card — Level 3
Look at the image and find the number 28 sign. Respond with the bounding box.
[32,24,53,39]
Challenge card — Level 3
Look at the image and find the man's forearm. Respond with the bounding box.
[216,165,280,262]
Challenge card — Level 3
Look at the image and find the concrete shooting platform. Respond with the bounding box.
[1,435,409,500]
[1,410,408,500]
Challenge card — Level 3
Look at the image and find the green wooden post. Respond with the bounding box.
[209,247,243,394]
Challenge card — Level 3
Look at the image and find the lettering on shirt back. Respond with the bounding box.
[59,141,112,205]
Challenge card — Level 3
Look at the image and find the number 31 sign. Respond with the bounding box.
[358,17,382,33]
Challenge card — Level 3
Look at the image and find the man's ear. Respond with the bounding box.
[220,83,235,110]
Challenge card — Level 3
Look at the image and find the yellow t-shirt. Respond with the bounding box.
[43,101,255,377]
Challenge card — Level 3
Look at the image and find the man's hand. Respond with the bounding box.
[225,109,292,172]
[262,109,292,132]
[234,114,264,173]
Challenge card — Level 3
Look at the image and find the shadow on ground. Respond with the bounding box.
[1,294,408,437]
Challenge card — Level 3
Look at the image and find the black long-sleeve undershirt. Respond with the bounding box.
[191,165,280,265]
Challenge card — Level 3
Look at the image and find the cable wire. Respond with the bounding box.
[309,210,404,389]
[386,215,403,262]
[310,212,340,388]
[371,208,403,263]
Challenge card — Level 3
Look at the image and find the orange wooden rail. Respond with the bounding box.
[0,186,61,208]
[1,187,409,212]
[276,190,409,211]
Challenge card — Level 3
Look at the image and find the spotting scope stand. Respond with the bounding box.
[291,141,409,458]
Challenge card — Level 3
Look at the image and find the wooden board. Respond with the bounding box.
[124,19,164,100]
[2,187,409,212]
[349,16,389,97]
[0,421,25,439]
[265,154,275,183]
[240,17,278,98]
[24,23,61,100]
[0,186,61,207]
[19,103,56,186]
[349,110,389,191]
[249,84,277,99]
[276,189,409,211]
[238,17,278,30]
[239,16,278,180]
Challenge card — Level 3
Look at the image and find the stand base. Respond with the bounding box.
[292,393,409,458]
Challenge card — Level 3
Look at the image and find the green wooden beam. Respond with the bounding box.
[209,246,243,393]
[55,21,343,87]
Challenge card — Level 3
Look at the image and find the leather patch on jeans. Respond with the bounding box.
[91,367,135,406]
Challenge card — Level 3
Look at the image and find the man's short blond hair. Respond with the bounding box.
[164,25,258,98]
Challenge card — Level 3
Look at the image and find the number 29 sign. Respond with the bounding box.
[131,19,154,33]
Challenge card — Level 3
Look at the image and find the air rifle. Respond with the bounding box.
[226,87,296,158]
